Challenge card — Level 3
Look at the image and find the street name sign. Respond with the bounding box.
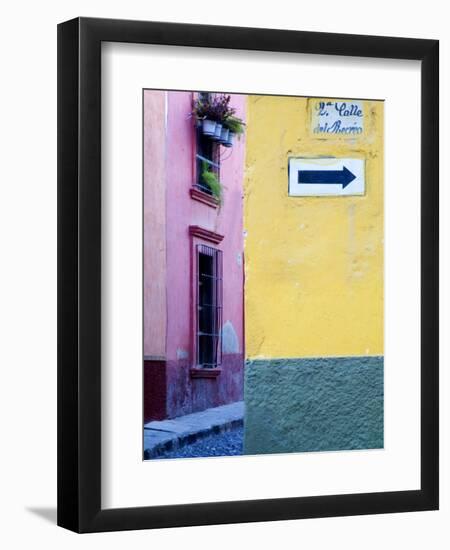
[310,100,364,136]
[288,158,365,197]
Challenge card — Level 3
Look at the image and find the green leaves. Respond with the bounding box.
[223,115,245,135]
[201,161,222,204]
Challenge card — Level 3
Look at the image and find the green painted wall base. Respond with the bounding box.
[244,356,383,454]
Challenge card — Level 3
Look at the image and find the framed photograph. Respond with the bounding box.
[57,17,439,532]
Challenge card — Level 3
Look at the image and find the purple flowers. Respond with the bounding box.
[192,94,236,123]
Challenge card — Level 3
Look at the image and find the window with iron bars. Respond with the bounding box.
[195,92,220,194]
[196,244,223,368]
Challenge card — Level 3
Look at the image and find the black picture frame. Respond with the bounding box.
[57,17,439,533]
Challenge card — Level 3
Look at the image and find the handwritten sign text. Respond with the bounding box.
[311,100,364,136]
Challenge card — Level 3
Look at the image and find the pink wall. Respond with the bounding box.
[165,92,245,362]
[143,90,167,359]
[144,90,246,419]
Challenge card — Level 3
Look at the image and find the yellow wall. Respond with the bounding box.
[244,96,384,359]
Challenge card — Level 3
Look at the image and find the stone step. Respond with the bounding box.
[144,401,244,459]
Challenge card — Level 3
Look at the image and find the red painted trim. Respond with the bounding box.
[190,367,222,379]
[190,187,219,208]
[189,225,224,244]
[190,235,195,368]
[144,360,167,421]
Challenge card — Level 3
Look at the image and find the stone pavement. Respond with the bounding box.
[144,401,244,459]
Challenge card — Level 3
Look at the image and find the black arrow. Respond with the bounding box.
[298,166,356,189]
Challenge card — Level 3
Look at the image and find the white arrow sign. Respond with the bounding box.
[288,158,365,196]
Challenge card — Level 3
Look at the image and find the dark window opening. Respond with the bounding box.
[196,245,223,368]
[195,92,220,195]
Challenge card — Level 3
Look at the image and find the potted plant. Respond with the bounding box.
[191,97,217,136]
[219,126,230,144]
[211,94,234,140]
[192,94,236,139]
[201,161,222,204]
[222,115,245,147]
[202,118,217,136]
[211,120,223,141]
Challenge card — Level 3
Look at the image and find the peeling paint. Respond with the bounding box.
[176,348,188,360]
[222,320,240,354]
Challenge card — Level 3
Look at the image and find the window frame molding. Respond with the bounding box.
[189,236,224,373]
[191,91,221,199]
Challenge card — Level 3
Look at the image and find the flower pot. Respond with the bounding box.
[211,123,222,141]
[223,131,235,147]
[202,119,216,136]
[219,127,230,144]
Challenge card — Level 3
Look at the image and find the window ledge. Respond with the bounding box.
[189,225,224,244]
[190,188,219,208]
[190,367,222,379]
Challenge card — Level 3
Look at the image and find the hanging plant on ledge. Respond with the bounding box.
[191,94,245,146]
[221,115,245,147]
[201,161,222,205]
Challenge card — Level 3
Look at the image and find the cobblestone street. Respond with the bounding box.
[144,401,244,459]
[155,426,243,459]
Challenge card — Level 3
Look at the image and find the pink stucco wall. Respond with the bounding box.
[144,90,246,420]
[143,90,167,359]
[165,92,245,362]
